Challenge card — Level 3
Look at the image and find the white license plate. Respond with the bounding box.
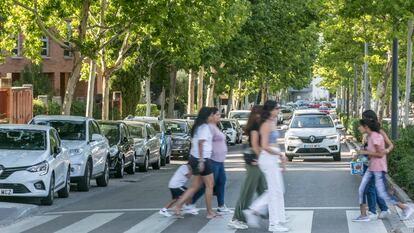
[0,189,13,195]
[304,144,320,148]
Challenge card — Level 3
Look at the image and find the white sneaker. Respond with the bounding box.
[159,209,172,217]
[402,206,414,220]
[228,220,248,229]
[269,224,290,232]
[243,209,261,228]
[183,204,199,215]
[217,205,234,214]
[368,211,378,220]
[378,210,390,219]
[352,215,371,222]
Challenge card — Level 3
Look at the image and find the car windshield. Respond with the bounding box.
[166,122,186,134]
[100,124,120,145]
[319,106,329,110]
[150,123,161,133]
[128,125,144,139]
[221,121,233,129]
[0,129,46,150]
[229,112,250,119]
[34,120,86,140]
[291,115,334,128]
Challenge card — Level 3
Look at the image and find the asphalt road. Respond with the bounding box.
[0,130,396,233]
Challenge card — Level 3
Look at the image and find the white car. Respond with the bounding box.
[283,111,343,161]
[30,116,110,191]
[228,110,250,134]
[0,125,70,205]
[220,119,238,145]
[277,107,293,124]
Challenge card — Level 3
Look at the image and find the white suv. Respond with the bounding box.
[284,111,343,161]
[30,116,110,191]
[0,125,70,205]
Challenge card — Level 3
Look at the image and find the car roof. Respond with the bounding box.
[97,120,124,125]
[165,119,187,123]
[125,116,159,123]
[33,115,91,121]
[123,121,146,126]
[294,109,326,116]
[0,124,52,131]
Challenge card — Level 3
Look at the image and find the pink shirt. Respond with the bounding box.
[209,124,228,163]
[367,131,387,172]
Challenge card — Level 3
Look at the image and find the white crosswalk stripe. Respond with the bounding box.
[285,211,313,233]
[0,215,60,233]
[55,213,123,233]
[124,212,177,233]
[346,210,388,233]
[198,214,235,233]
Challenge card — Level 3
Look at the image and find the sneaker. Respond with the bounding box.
[368,211,378,220]
[159,209,172,217]
[183,204,199,215]
[217,205,234,214]
[401,206,414,221]
[269,224,290,232]
[352,215,371,222]
[378,210,390,219]
[243,209,261,228]
[228,220,248,230]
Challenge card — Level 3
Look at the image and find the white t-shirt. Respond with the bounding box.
[190,124,213,159]
[168,165,190,188]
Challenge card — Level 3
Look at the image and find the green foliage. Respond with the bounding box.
[135,104,159,117]
[70,101,86,116]
[47,101,61,115]
[13,64,52,97]
[33,99,46,116]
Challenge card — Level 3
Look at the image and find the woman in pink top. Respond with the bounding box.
[353,118,413,222]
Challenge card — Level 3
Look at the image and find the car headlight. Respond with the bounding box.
[109,145,119,157]
[174,140,186,145]
[27,161,49,176]
[326,135,339,140]
[69,148,84,156]
[287,136,299,140]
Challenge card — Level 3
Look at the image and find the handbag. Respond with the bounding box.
[243,144,257,165]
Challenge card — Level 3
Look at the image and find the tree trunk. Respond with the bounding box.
[205,75,215,107]
[101,72,110,120]
[187,69,195,114]
[160,86,165,119]
[167,65,177,118]
[86,60,97,117]
[378,51,392,122]
[260,83,267,105]
[227,86,233,115]
[145,73,151,117]
[62,52,83,115]
[197,66,204,111]
[404,19,413,128]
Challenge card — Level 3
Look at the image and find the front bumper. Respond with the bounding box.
[109,155,121,171]
[0,170,52,197]
[135,153,146,165]
[285,139,340,156]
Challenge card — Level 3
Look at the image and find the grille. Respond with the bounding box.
[0,183,31,193]
[300,136,325,143]
[296,148,329,154]
[0,166,29,180]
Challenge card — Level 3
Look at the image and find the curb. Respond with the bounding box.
[0,202,39,226]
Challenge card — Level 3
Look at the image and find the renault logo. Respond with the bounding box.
[309,135,316,143]
[0,165,4,176]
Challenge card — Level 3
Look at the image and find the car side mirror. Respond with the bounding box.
[336,124,344,130]
[91,134,103,142]
[53,146,61,156]
[147,135,151,140]
[123,137,128,143]
[281,125,289,130]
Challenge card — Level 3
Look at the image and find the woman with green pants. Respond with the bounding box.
[228,105,267,230]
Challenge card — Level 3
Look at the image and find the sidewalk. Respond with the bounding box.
[0,202,38,226]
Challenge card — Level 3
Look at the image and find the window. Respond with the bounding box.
[12,36,21,57]
[63,41,72,57]
[33,120,86,141]
[88,121,99,141]
[0,129,46,150]
[40,36,49,57]
[49,130,57,155]
[128,125,144,139]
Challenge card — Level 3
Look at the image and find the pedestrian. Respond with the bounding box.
[243,100,289,232]
[185,107,232,214]
[174,107,219,219]
[353,118,413,222]
[228,105,267,230]
[159,164,192,217]
[361,110,394,219]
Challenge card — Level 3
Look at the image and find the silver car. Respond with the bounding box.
[165,119,192,159]
[124,121,161,172]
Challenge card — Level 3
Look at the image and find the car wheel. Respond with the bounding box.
[115,157,125,178]
[57,168,70,198]
[166,154,170,164]
[160,156,166,167]
[96,158,110,187]
[333,153,341,161]
[152,155,161,170]
[41,174,54,205]
[78,160,91,192]
[139,153,149,172]
[287,156,293,162]
[126,155,136,174]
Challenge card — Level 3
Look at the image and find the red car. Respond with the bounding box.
[319,106,330,114]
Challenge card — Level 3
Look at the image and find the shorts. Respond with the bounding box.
[170,186,187,199]
[189,156,213,176]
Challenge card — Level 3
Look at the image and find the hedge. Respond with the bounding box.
[135,104,159,117]
[33,100,61,116]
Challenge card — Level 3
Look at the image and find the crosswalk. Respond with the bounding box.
[0,210,389,233]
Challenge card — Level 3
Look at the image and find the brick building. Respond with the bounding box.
[0,35,102,104]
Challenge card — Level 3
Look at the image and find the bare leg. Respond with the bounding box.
[175,176,202,215]
[360,204,367,216]
[164,199,178,209]
[397,202,407,210]
[202,174,217,218]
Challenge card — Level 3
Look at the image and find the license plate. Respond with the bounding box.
[0,189,13,195]
[304,144,320,148]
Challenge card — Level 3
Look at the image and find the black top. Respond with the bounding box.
[247,122,260,147]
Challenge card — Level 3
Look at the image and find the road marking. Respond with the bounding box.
[285,211,313,233]
[346,210,387,233]
[198,213,235,233]
[55,213,122,233]
[0,215,60,233]
[124,212,176,233]
[46,207,359,215]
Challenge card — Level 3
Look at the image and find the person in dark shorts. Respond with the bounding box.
[159,164,192,217]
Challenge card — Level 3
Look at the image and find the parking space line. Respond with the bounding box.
[0,215,60,233]
[55,213,122,233]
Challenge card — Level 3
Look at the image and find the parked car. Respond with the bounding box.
[228,110,250,133]
[220,119,238,145]
[30,116,110,191]
[319,106,330,115]
[230,119,243,144]
[283,111,343,161]
[277,107,293,124]
[125,116,171,166]
[124,121,161,172]
[98,121,135,178]
[164,119,192,159]
[0,125,70,205]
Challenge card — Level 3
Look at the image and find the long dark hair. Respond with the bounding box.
[360,118,380,132]
[260,100,278,124]
[191,107,217,137]
[246,105,263,132]
[362,110,381,130]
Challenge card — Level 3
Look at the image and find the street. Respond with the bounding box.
[0,130,393,233]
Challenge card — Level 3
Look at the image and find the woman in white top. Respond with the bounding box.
[175,107,218,219]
